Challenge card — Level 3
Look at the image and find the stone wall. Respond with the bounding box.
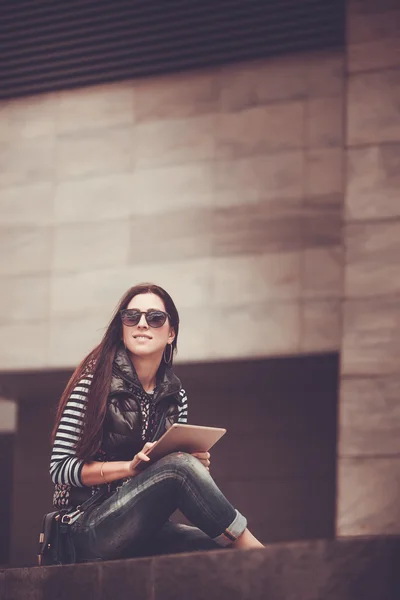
[0,49,344,369]
[337,0,400,535]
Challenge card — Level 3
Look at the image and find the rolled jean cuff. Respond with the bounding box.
[212,509,247,547]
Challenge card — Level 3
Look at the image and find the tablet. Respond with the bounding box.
[142,423,226,464]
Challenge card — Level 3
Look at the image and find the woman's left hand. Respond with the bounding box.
[191,451,211,470]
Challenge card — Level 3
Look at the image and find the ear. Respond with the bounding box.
[168,327,176,343]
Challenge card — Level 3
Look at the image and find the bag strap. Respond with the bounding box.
[61,486,108,524]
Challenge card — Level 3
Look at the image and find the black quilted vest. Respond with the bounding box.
[100,345,183,461]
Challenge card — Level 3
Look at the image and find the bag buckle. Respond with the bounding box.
[61,506,82,524]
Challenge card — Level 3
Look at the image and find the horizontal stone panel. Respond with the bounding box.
[340,376,400,456]
[305,97,343,148]
[0,93,57,142]
[0,226,53,276]
[205,301,301,360]
[346,144,400,220]
[219,54,308,111]
[0,275,49,324]
[347,69,400,146]
[134,114,217,168]
[54,173,136,223]
[56,127,133,180]
[301,300,342,353]
[57,82,134,134]
[337,456,400,535]
[0,137,55,188]
[214,152,303,207]
[342,299,400,376]
[216,102,304,159]
[0,322,48,369]
[134,69,220,122]
[0,182,54,225]
[345,219,400,298]
[131,163,214,214]
[302,246,343,300]
[305,148,344,198]
[53,220,131,272]
[48,313,107,368]
[211,252,300,306]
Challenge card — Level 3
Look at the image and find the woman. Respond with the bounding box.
[50,283,264,561]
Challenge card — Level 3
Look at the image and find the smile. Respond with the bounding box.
[133,335,152,340]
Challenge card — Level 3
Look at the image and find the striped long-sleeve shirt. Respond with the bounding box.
[50,375,189,494]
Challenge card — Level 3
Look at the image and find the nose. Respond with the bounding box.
[137,313,149,328]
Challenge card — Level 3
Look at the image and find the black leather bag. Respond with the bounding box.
[37,510,76,566]
[38,488,107,566]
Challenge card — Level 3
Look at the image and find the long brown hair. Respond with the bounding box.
[51,283,180,460]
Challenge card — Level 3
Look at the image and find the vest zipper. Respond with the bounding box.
[151,407,168,442]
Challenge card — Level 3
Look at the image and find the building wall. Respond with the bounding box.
[337,0,400,535]
[0,48,344,369]
[0,400,16,566]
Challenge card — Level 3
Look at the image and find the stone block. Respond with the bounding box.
[342,299,400,376]
[345,219,400,298]
[214,152,303,207]
[337,456,400,535]
[57,82,134,134]
[56,127,132,180]
[175,306,212,363]
[50,268,132,319]
[0,226,52,276]
[302,246,343,300]
[305,97,343,148]
[134,114,216,168]
[131,163,214,214]
[128,208,213,263]
[302,204,342,248]
[54,174,135,223]
[348,5,400,44]
[0,137,55,188]
[207,301,300,359]
[304,51,344,98]
[212,203,303,257]
[48,313,106,368]
[0,93,57,142]
[346,144,400,220]
[134,69,220,121]
[99,558,152,600]
[154,538,400,600]
[347,69,400,145]
[305,148,343,199]
[0,322,48,369]
[0,275,49,324]
[52,220,131,272]
[301,300,342,352]
[216,102,304,159]
[340,376,400,456]
[349,36,400,73]
[219,54,308,111]
[211,252,300,306]
[0,182,54,225]
[51,259,213,320]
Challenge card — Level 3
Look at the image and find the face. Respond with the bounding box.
[122,292,175,360]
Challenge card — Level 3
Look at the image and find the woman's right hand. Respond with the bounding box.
[127,442,156,476]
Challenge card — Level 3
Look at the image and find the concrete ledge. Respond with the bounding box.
[1,536,399,600]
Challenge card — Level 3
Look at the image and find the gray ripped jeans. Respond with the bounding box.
[70,452,247,561]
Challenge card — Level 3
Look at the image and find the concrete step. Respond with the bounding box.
[1,536,399,600]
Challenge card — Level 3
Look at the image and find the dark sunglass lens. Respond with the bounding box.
[122,311,141,326]
[146,311,167,327]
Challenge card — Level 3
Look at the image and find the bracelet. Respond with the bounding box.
[100,461,107,483]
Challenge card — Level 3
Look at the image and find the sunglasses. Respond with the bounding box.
[120,309,170,328]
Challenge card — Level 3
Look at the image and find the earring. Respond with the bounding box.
[163,344,173,364]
